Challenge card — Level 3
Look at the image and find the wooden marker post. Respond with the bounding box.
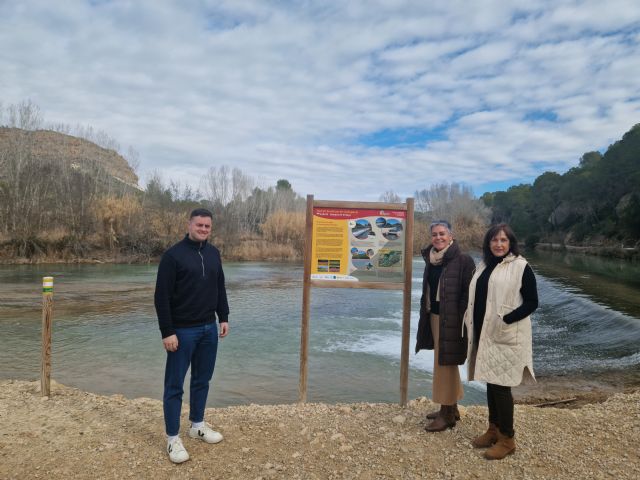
[41,276,54,397]
[298,195,314,403]
[399,198,414,406]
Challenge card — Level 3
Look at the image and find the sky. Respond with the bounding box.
[1,0,639,201]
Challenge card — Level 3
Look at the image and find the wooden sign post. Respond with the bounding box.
[41,276,54,397]
[299,195,414,406]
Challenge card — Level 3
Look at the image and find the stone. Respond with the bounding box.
[392,415,406,424]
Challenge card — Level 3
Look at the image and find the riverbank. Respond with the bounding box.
[513,368,640,408]
[0,236,300,264]
[1,379,638,480]
[0,249,300,264]
[535,242,639,260]
[2,244,639,264]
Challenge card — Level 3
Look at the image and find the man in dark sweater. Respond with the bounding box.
[154,208,230,464]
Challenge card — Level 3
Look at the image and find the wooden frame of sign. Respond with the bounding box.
[299,195,415,406]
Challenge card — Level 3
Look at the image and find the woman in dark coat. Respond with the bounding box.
[416,220,475,431]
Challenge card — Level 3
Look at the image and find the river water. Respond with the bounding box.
[1,251,639,407]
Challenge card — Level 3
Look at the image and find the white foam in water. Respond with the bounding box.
[335,331,435,370]
[364,315,403,327]
[581,351,640,369]
[535,274,640,352]
[533,323,568,336]
[323,257,639,393]
[323,318,485,390]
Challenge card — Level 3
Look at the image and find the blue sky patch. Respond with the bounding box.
[355,125,449,148]
[524,110,558,122]
[474,179,533,196]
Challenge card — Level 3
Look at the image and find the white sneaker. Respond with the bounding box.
[188,423,223,444]
[167,437,189,464]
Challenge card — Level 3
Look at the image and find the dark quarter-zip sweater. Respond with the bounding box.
[154,235,229,338]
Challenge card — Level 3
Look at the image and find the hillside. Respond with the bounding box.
[0,126,312,262]
[0,127,139,189]
[482,124,640,248]
[0,126,149,259]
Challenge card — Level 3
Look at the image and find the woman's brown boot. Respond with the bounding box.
[426,404,460,421]
[471,423,498,448]
[425,407,440,420]
[484,431,516,460]
[425,405,456,432]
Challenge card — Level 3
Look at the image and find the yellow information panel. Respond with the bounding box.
[311,207,406,283]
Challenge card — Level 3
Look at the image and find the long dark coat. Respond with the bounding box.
[415,241,475,365]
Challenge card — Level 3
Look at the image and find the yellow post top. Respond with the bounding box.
[42,276,53,295]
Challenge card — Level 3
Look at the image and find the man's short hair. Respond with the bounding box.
[190,208,213,219]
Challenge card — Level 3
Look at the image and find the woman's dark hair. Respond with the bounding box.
[482,223,520,264]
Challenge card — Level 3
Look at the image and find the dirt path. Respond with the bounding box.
[1,380,638,479]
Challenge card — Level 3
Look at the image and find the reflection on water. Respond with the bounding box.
[527,250,640,318]
[1,251,639,406]
[524,250,640,379]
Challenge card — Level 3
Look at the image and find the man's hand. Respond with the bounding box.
[163,334,179,352]
[219,322,229,338]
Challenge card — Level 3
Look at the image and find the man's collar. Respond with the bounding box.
[183,234,208,248]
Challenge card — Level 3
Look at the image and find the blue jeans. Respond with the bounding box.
[163,323,218,436]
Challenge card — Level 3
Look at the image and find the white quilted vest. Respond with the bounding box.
[464,254,536,386]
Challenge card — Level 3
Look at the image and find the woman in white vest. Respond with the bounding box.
[463,223,538,460]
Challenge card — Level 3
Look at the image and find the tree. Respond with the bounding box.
[482,123,640,246]
[276,179,292,191]
[6,99,42,130]
[414,182,489,248]
[531,171,562,233]
[379,190,402,203]
[579,151,602,168]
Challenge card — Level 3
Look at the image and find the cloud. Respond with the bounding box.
[1,0,639,201]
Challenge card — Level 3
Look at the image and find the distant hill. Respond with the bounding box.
[0,127,139,189]
[481,123,640,249]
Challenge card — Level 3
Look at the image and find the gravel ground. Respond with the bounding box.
[1,380,639,480]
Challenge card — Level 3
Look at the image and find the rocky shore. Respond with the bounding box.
[1,380,638,479]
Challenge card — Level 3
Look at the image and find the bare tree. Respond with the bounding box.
[231,167,254,202]
[73,124,120,152]
[379,190,402,203]
[0,101,45,239]
[48,122,72,135]
[125,146,140,173]
[414,182,490,248]
[202,165,231,207]
[7,100,42,130]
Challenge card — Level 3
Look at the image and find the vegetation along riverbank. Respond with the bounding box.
[1,101,638,264]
